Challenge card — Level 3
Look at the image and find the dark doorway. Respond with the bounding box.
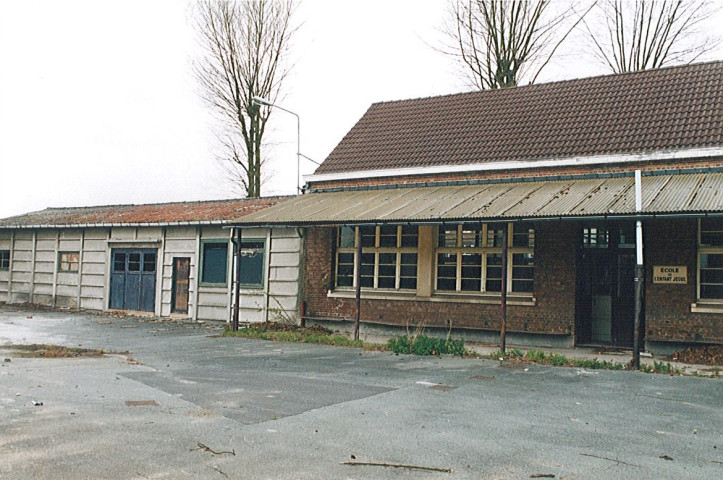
[172,257,190,314]
[110,249,157,312]
[575,223,636,347]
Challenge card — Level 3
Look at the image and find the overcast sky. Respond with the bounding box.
[1,0,721,220]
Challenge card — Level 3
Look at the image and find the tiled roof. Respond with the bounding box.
[0,197,290,228]
[315,61,723,175]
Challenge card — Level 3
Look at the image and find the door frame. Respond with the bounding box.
[575,222,637,347]
[109,248,158,313]
[171,257,191,314]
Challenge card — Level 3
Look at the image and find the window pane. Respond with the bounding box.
[143,253,156,272]
[338,226,355,248]
[0,250,9,270]
[202,242,228,284]
[583,227,609,248]
[512,253,534,293]
[700,253,723,299]
[461,253,481,291]
[701,253,723,268]
[400,226,418,247]
[700,268,723,284]
[360,226,376,247]
[379,226,398,247]
[128,253,141,272]
[336,252,354,287]
[240,241,264,286]
[377,252,396,288]
[513,224,534,247]
[701,284,723,299]
[113,253,126,272]
[438,226,458,247]
[437,253,457,290]
[700,218,723,247]
[618,224,635,248]
[487,224,505,247]
[461,224,481,248]
[485,254,502,292]
[59,252,79,272]
[400,253,417,289]
[360,252,375,287]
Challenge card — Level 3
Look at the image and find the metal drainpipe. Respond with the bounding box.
[232,228,242,331]
[633,170,644,369]
[264,229,272,323]
[500,222,508,353]
[354,227,362,341]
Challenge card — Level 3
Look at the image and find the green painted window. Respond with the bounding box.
[200,241,228,286]
[0,250,9,271]
[239,240,265,288]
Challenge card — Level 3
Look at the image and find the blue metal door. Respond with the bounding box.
[110,249,157,312]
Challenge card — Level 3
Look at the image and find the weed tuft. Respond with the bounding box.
[223,324,363,348]
[387,335,466,356]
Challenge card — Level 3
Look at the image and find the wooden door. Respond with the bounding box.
[172,257,190,314]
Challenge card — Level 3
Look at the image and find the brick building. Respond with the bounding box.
[231,62,723,354]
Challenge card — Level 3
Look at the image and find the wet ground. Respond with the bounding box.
[1,306,721,479]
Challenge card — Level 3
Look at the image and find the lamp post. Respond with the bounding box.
[252,96,302,194]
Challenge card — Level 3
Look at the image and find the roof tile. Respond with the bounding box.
[315,62,723,175]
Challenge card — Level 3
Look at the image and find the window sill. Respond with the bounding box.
[328,289,535,306]
[199,284,228,291]
[690,301,723,314]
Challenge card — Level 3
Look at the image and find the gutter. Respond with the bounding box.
[223,211,723,229]
[305,147,723,184]
[0,220,231,230]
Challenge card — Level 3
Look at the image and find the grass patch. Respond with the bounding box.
[487,348,627,371]
[223,323,363,348]
[387,335,466,356]
[640,361,683,375]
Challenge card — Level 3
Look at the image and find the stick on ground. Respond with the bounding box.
[580,453,639,467]
[341,460,452,473]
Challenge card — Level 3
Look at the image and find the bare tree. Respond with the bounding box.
[193,0,295,197]
[584,0,720,73]
[446,0,594,89]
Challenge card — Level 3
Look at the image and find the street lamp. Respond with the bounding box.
[252,96,304,194]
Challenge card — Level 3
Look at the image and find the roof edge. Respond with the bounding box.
[306,147,723,184]
[0,220,232,230]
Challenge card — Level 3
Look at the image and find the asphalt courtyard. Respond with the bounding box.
[0,306,721,480]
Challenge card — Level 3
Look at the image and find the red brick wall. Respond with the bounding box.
[644,219,723,344]
[308,157,723,191]
[302,222,577,336]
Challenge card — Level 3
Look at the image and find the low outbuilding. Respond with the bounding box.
[0,197,301,324]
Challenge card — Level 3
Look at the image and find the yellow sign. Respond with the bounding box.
[653,266,687,284]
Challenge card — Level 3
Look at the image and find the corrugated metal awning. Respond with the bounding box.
[230,172,723,226]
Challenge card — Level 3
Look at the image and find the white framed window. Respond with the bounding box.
[698,218,723,301]
[334,225,418,290]
[435,223,534,294]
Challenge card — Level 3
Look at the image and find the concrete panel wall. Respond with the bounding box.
[162,226,197,318]
[80,228,108,310]
[0,225,303,326]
